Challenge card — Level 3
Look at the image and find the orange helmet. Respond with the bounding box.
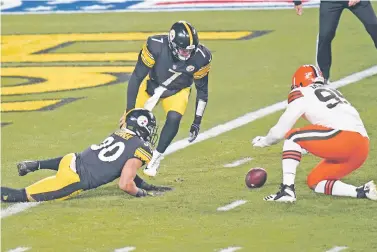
[291,64,324,89]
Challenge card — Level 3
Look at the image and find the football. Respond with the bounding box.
[245,168,267,189]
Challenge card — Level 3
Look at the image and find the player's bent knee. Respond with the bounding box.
[307,174,318,190]
[166,111,182,125]
[283,139,302,151]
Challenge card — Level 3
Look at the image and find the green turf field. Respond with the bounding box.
[1,5,377,252]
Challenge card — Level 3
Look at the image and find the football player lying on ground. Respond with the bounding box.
[252,64,377,202]
[1,109,172,203]
[124,20,212,177]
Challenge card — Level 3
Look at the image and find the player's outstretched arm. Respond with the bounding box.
[126,56,150,111]
[252,98,305,147]
[189,73,210,143]
[119,158,151,197]
[126,38,159,111]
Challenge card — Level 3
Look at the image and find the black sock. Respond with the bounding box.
[1,187,28,202]
[156,111,182,153]
[38,156,63,171]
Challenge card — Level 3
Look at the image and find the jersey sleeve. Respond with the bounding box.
[140,36,162,68]
[194,46,212,80]
[288,90,304,104]
[133,144,153,165]
[264,94,306,145]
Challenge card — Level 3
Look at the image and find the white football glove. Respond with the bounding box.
[252,136,269,148]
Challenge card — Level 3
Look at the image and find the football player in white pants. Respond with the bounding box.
[252,64,377,202]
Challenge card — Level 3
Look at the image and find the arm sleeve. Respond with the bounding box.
[126,37,159,111]
[192,48,211,124]
[264,97,306,145]
[126,56,150,111]
[193,72,209,124]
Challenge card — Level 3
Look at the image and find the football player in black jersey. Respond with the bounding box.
[1,109,172,203]
[124,21,212,177]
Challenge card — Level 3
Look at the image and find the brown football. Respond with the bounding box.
[245,168,267,189]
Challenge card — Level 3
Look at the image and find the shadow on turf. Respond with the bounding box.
[74,186,122,200]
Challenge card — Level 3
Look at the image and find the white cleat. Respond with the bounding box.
[264,184,296,203]
[143,151,164,177]
[364,181,377,201]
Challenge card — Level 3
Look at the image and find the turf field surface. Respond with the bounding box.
[1,5,377,252]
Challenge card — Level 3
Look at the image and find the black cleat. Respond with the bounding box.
[139,181,173,192]
[17,161,39,176]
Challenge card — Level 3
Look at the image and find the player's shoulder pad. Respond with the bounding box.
[133,140,153,165]
[141,35,167,67]
[195,44,212,65]
[193,44,212,79]
[288,89,304,104]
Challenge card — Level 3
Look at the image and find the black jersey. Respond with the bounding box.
[76,130,152,190]
[140,35,212,98]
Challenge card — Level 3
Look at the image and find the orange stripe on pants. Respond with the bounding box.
[285,125,369,188]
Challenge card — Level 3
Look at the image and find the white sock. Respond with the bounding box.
[282,140,302,186]
[314,180,357,198]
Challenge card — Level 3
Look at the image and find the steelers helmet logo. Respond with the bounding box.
[169,29,175,41]
[137,115,149,127]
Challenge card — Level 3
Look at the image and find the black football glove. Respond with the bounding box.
[188,123,200,143]
[140,181,173,192]
[135,189,165,197]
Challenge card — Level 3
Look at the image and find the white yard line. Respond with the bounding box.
[114,247,136,252]
[217,200,247,211]
[326,246,348,252]
[1,202,40,219]
[224,157,253,168]
[7,247,31,252]
[2,65,376,219]
[218,246,242,252]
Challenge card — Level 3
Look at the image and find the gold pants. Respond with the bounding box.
[135,78,191,115]
[25,153,83,202]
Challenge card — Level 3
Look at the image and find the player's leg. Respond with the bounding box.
[135,78,152,109]
[7,153,83,202]
[264,138,303,202]
[317,1,345,80]
[2,153,83,202]
[265,124,357,202]
[1,187,28,202]
[25,153,83,202]
[307,160,376,200]
[349,0,377,49]
[17,157,63,176]
[143,87,190,176]
[306,134,376,200]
